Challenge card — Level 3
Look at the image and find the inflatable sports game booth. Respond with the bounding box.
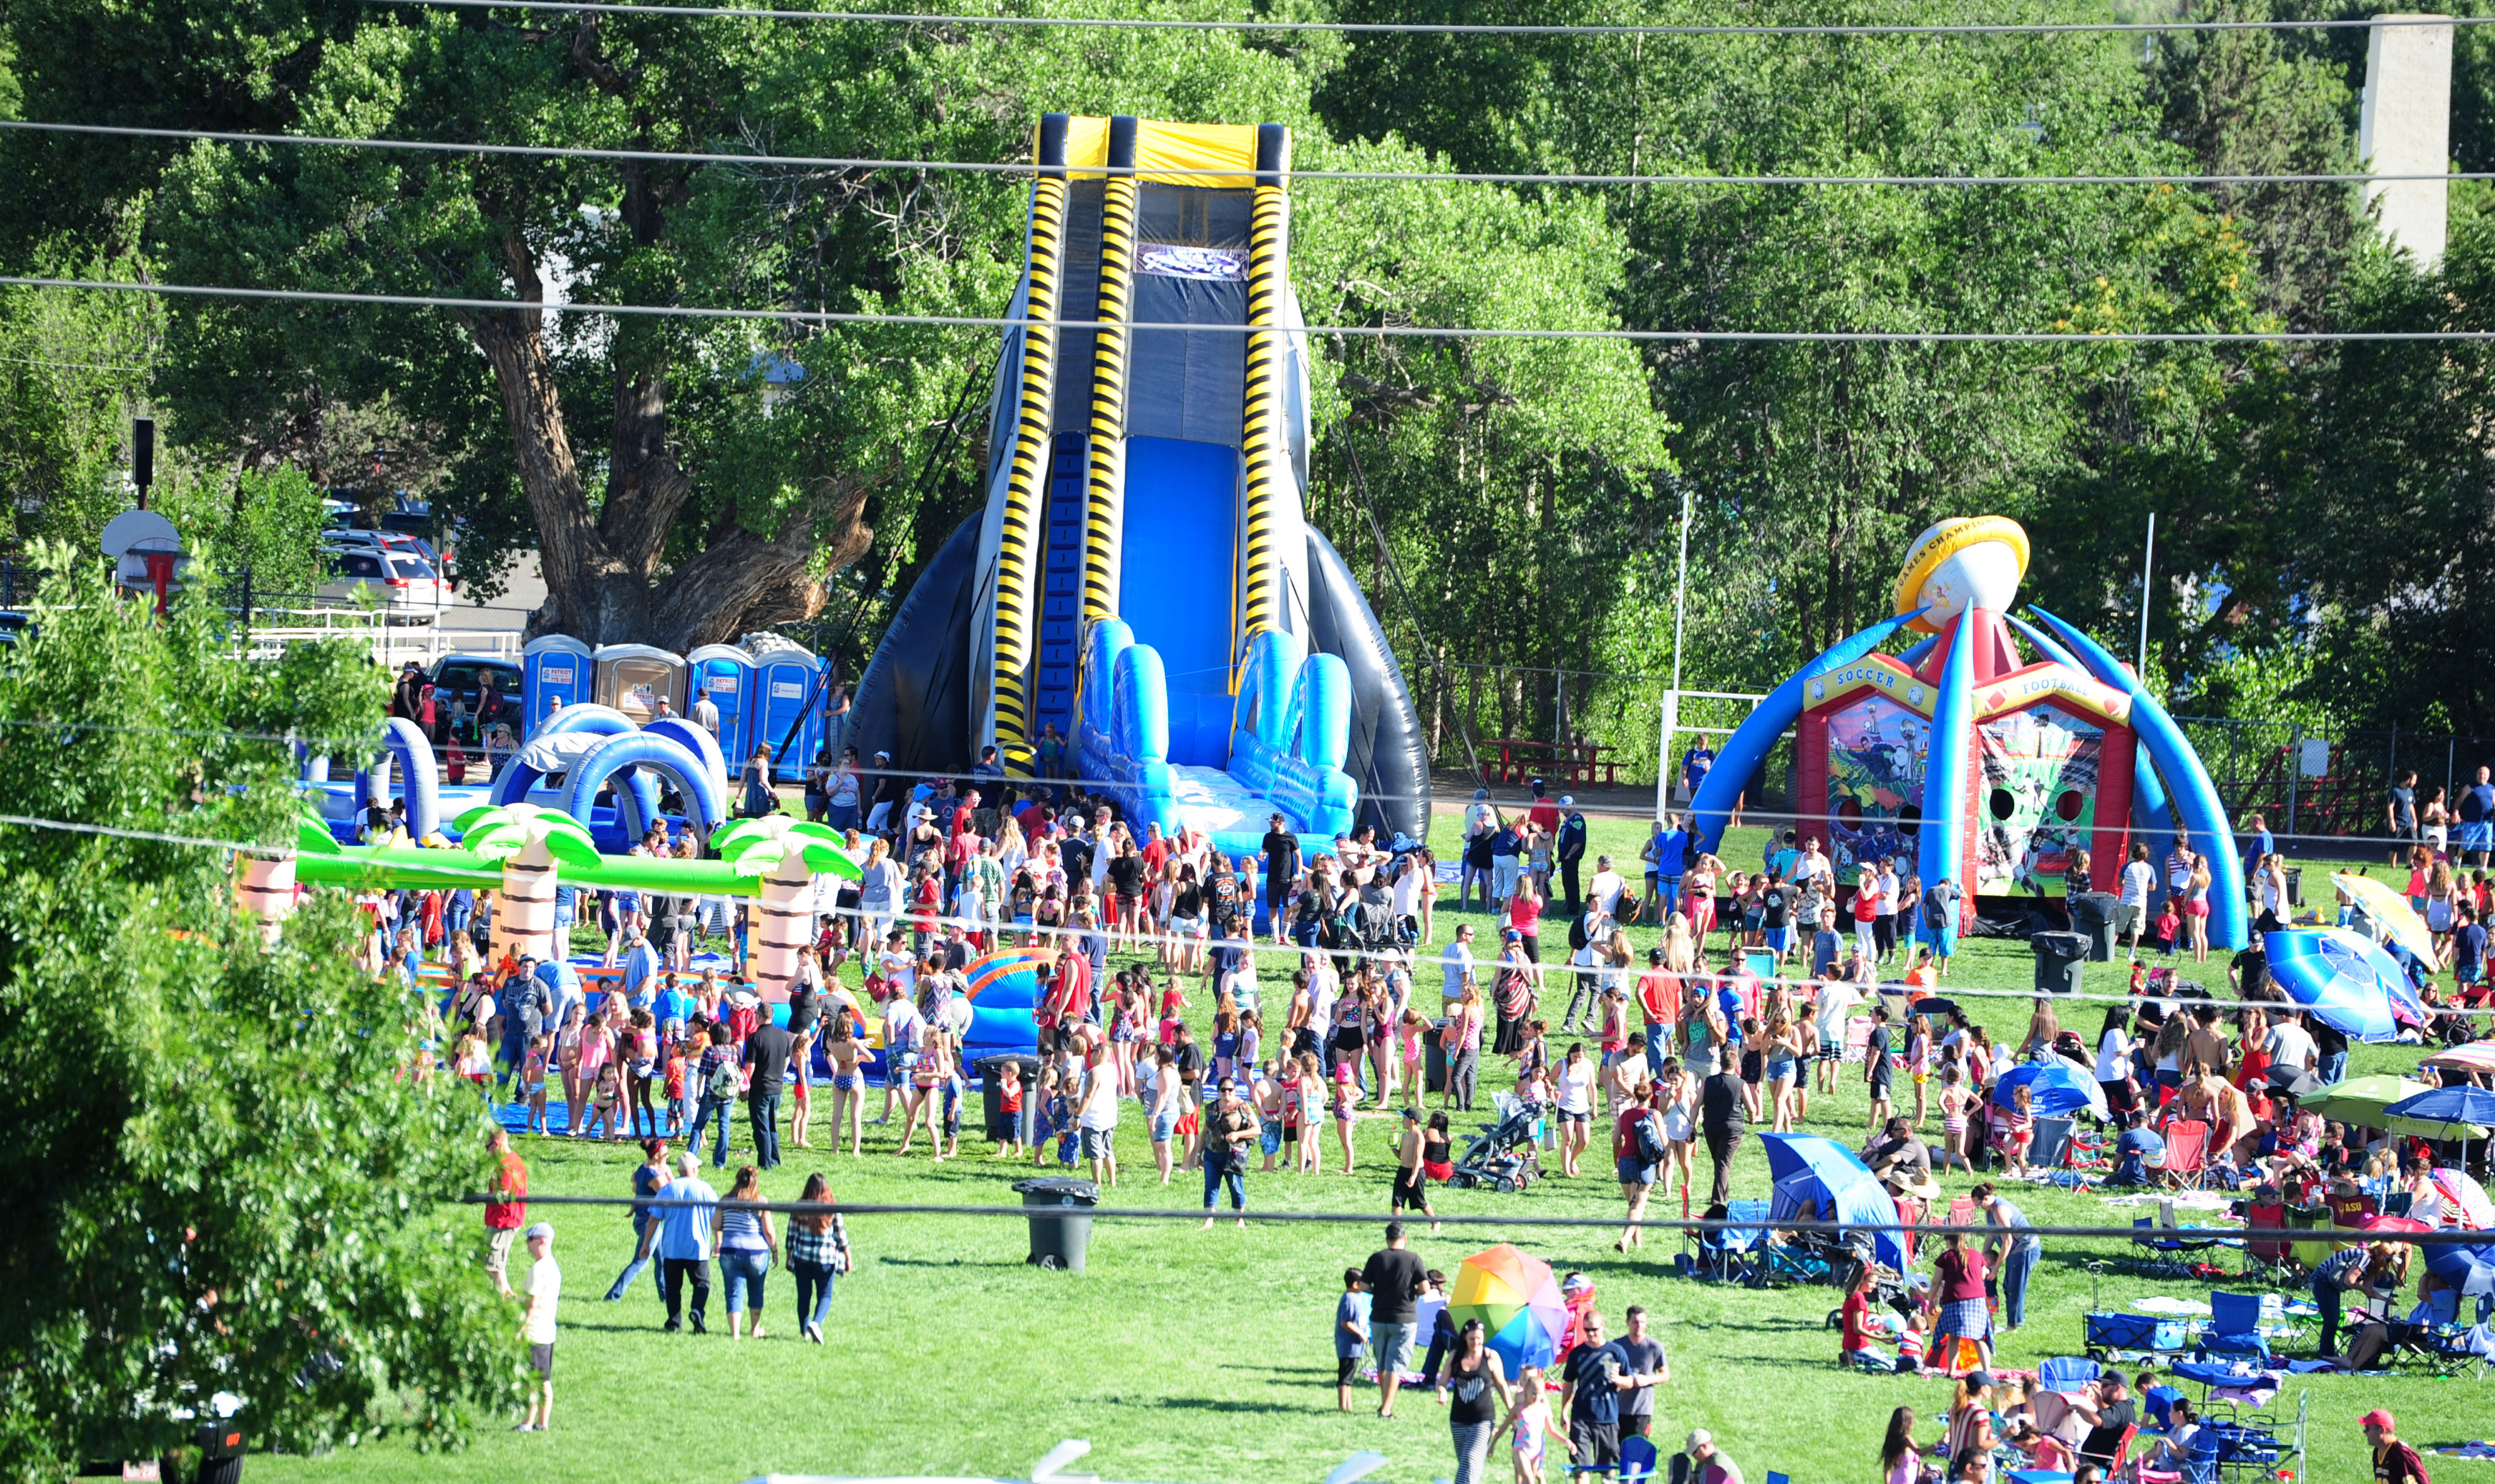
[1688,516,2246,952]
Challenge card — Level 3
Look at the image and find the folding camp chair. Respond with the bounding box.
[2405,1288,2495,1378]
[2133,1217,2223,1279]
[1614,1437,1658,1483]
[2197,1291,2272,1364]
[2160,1119,2212,1191]
[2037,1356,2102,1394]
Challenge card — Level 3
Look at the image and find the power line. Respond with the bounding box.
[0,118,2457,189]
[370,0,2495,39]
[463,1193,2495,1243]
[13,274,2493,344]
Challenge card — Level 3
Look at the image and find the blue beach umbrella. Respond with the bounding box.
[2383,1085,2495,1142]
[2263,930,2405,1043]
[1761,1133,1908,1271]
[1990,1059,2101,1118]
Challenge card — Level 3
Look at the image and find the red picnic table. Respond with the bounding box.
[1482,739,1620,789]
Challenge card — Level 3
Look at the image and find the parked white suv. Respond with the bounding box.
[318,544,447,625]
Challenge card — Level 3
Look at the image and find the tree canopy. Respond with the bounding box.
[0,0,2488,744]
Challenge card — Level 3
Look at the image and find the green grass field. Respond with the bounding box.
[252,812,2489,1484]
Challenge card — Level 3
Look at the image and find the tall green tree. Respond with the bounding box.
[0,554,510,1480]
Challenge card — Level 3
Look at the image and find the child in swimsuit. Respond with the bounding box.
[1503,1366,1551,1484]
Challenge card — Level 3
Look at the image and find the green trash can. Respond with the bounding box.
[1011,1176,1100,1272]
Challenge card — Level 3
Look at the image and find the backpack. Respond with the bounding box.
[1569,913,1591,953]
[1633,1109,1669,1166]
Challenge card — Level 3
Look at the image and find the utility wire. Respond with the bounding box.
[369,0,2495,39]
[459,1193,2495,1242]
[0,118,2452,189]
[10,274,2491,344]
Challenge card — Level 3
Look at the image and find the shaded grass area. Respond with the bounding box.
[254,818,2487,1484]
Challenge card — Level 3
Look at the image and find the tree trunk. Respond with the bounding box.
[461,232,872,649]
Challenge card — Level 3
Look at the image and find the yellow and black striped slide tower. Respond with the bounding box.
[1237,123,1292,658]
[1081,116,1140,627]
[986,115,1072,768]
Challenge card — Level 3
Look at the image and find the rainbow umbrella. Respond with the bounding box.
[2331,873,2439,967]
[1447,1244,1570,1374]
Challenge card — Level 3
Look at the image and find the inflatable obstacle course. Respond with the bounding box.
[1690,515,2248,951]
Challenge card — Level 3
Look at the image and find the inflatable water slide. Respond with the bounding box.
[853,114,1430,856]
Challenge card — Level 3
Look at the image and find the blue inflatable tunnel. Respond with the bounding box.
[559,731,726,845]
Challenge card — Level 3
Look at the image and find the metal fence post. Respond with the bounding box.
[2286,722,2302,849]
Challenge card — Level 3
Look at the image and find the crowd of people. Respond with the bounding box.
[410,729,2492,1474]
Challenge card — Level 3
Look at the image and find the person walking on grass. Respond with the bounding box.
[1361,1221,1430,1419]
[1335,1268,1371,1412]
[1199,1076,1258,1229]
[513,1222,559,1432]
[715,1164,778,1341]
[786,1172,850,1345]
[638,1152,716,1334]
[603,1138,671,1301]
[1441,1317,1512,1484]
[483,1129,527,1298]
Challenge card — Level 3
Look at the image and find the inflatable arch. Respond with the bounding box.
[364,716,442,840]
[558,731,728,845]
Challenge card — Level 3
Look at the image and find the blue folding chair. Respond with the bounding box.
[2038,1356,2101,1393]
[1618,1436,1659,1483]
[2196,1291,2270,1364]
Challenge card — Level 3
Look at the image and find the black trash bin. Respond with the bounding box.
[2031,931,2087,996]
[2284,866,2302,908]
[974,1052,1043,1144]
[2068,892,2120,962]
[1011,1176,1100,1272]
[1426,1016,1449,1094]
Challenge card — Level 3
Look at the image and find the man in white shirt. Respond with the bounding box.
[690,684,721,736]
[1588,855,1626,920]
[516,1222,561,1432]
[1441,924,1477,1007]
[1813,971,1861,1093]
[2117,843,2157,960]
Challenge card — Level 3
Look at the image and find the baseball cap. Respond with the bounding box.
[1560,795,1575,807]
[1403,1106,1421,1121]
[2359,1409,2396,1430]
[524,1221,554,1239]
[1686,1430,1713,1451]
[1648,946,1666,964]
[1504,928,1523,942]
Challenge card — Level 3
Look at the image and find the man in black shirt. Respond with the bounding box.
[2228,942,2273,1001]
[1557,1310,1653,1472]
[2078,1377,2138,1470]
[1864,1006,1894,1130]
[1758,872,1793,965]
[1923,877,1961,975]
[1358,1222,1430,1417]
[742,1018,795,1169]
[1699,1066,1748,1206]
[1261,814,1301,943]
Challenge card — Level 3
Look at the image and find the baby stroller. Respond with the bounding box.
[1450,1091,1545,1193]
[1341,896,1411,958]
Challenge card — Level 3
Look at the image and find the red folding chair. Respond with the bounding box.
[2160,1119,2211,1191]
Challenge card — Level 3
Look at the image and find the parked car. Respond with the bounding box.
[426,653,523,743]
[318,545,446,625]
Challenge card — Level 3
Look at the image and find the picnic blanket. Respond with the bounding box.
[2134,1296,2212,1316]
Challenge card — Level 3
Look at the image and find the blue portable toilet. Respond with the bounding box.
[746,635,824,780]
[521,634,593,738]
[685,644,757,759]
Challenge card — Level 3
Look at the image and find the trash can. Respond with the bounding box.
[1426,1017,1449,1094]
[1011,1176,1100,1272]
[975,1052,1042,1144]
[2284,866,2302,908]
[2068,892,2120,961]
[2030,1115,2074,1170]
[2031,931,2087,995]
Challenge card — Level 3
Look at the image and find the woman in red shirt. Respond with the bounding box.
[1928,1230,1993,1374]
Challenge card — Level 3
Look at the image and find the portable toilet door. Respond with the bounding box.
[684,643,757,760]
[521,634,593,737]
[751,646,824,780]
[593,644,687,724]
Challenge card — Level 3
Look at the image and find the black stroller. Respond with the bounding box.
[1450,1092,1546,1193]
